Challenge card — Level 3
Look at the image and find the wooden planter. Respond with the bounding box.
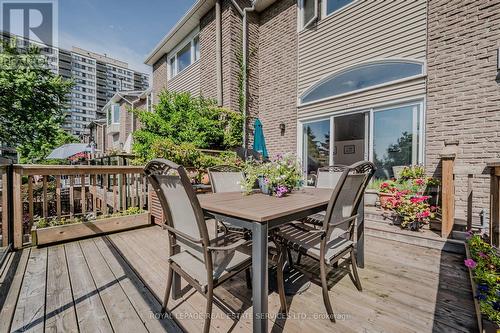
[465,244,500,333]
[32,212,151,246]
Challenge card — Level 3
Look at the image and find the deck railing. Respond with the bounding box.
[8,165,147,249]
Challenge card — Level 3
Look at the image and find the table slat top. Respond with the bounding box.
[198,188,333,222]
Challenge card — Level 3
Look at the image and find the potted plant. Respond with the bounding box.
[31,207,150,246]
[385,191,436,230]
[243,153,303,197]
[464,233,500,332]
[378,180,397,208]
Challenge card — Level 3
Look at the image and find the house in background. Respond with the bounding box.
[88,89,152,155]
[146,0,500,227]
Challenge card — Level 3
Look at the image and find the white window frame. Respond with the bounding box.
[322,0,357,19]
[167,28,200,80]
[298,0,318,31]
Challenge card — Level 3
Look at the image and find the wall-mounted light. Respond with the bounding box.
[279,123,286,136]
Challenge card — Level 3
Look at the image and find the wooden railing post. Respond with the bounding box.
[487,162,500,246]
[440,151,457,238]
[1,165,9,247]
[12,167,23,249]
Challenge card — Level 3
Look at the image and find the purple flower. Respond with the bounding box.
[478,252,488,259]
[478,284,489,293]
[492,301,500,311]
[275,185,288,198]
[465,230,473,240]
[476,293,487,301]
[464,259,477,269]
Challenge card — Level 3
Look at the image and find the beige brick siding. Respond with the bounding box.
[257,0,298,157]
[152,54,168,103]
[426,0,500,224]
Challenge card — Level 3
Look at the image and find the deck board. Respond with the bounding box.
[0,225,476,333]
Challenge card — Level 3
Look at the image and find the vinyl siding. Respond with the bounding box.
[167,60,201,96]
[297,0,427,115]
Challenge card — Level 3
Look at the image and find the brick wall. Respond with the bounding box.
[257,0,298,157]
[426,0,500,224]
[152,54,168,103]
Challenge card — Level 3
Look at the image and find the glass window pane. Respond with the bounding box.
[303,0,315,26]
[301,61,423,104]
[333,113,365,165]
[113,105,120,124]
[373,105,420,179]
[193,36,200,61]
[177,43,192,73]
[169,57,175,77]
[326,0,354,15]
[303,120,330,185]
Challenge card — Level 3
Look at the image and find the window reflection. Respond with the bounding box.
[303,120,330,185]
[373,105,420,179]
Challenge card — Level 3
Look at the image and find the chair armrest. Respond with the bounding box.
[207,238,248,251]
[161,224,203,245]
[327,215,358,228]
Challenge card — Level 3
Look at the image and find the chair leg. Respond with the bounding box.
[287,248,294,269]
[245,267,252,289]
[350,250,363,291]
[161,267,174,313]
[203,287,214,333]
[276,244,288,314]
[296,252,302,266]
[319,259,335,323]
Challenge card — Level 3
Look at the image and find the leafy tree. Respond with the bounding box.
[132,90,243,164]
[0,39,73,161]
[18,128,79,163]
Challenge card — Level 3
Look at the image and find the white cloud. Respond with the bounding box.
[59,31,152,79]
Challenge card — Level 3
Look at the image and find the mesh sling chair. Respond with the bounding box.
[207,165,249,237]
[275,161,376,322]
[145,159,258,333]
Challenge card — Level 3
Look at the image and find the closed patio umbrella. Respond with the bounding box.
[46,143,93,159]
[253,118,268,159]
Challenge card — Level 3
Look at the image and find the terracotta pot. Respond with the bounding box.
[378,192,396,209]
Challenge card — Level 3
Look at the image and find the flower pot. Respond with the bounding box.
[378,192,395,209]
[258,177,270,195]
[201,173,210,185]
[364,189,379,206]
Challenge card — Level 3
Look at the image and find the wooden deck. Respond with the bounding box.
[0,225,477,333]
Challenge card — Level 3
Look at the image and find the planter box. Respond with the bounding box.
[465,244,500,333]
[32,212,151,246]
[378,192,395,209]
[364,189,379,206]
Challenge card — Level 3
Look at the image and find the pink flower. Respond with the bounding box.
[464,259,477,269]
[478,252,488,259]
[380,182,389,189]
[414,178,425,186]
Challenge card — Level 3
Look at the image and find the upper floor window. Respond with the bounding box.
[107,104,120,125]
[299,0,318,29]
[168,30,200,79]
[324,0,355,16]
[300,60,424,104]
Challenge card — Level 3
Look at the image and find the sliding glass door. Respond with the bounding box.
[372,104,422,179]
[301,101,423,182]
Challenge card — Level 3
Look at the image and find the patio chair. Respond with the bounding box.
[275,161,375,322]
[145,159,259,333]
[207,165,251,253]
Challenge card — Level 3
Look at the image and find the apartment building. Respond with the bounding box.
[1,32,150,137]
[146,0,500,225]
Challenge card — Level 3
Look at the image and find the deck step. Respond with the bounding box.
[365,221,465,254]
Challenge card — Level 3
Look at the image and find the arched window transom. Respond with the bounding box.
[300,60,424,104]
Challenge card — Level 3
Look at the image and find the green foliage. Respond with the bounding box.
[0,39,73,160]
[242,154,303,197]
[134,136,243,170]
[18,128,79,163]
[399,165,426,180]
[132,90,242,153]
[466,234,500,325]
[34,207,145,228]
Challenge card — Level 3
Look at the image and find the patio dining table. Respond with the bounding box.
[196,187,366,333]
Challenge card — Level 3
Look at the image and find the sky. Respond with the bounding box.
[59,0,197,75]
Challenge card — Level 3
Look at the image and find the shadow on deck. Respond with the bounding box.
[0,225,477,333]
